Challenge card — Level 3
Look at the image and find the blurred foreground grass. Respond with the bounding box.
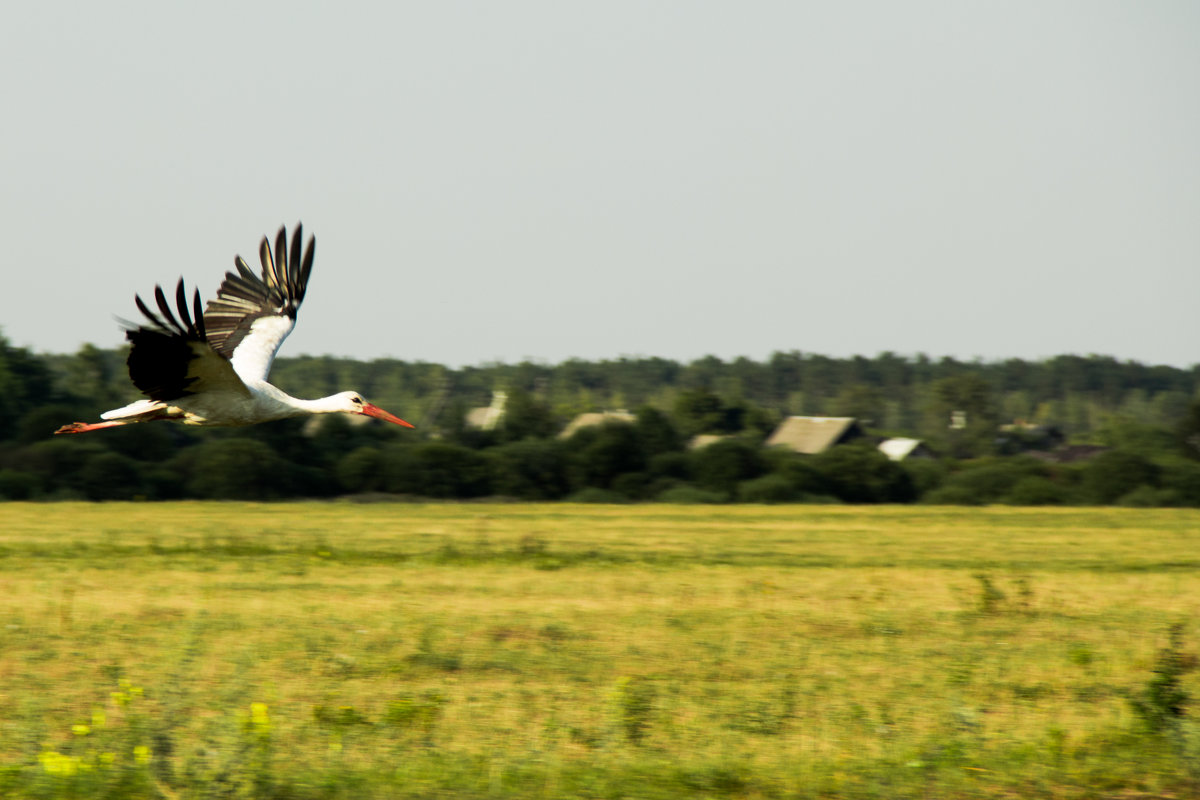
[0,502,1197,798]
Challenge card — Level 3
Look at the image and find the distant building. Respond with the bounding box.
[688,433,731,450]
[995,421,1065,454]
[465,391,508,431]
[877,437,933,462]
[557,410,636,439]
[765,416,865,455]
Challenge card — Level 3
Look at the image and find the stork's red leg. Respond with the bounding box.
[54,421,129,435]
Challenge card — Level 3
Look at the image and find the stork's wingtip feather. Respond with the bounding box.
[175,279,193,329]
[234,256,256,281]
[192,289,206,339]
[134,293,164,329]
[114,314,140,333]
[153,284,181,333]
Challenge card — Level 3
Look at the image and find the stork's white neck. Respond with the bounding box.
[288,394,356,416]
[248,383,357,420]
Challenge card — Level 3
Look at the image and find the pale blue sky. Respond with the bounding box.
[2,2,1197,367]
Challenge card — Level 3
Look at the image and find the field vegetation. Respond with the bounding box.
[0,502,1196,798]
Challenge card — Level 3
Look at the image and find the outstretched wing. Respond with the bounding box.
[124,279,250,401]
[203,224,315,384]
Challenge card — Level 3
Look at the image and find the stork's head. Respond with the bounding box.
[337,392,414,428]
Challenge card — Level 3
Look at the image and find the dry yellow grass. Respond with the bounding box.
[0,502,1196,797]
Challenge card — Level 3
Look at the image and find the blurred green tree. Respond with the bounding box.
[79,452,144,500]
[567,422,645,491]
[1081,451,1160,505]
[186,439,290,500]
[498,388,558,442]
[383,443,491,498]
[488,439,571,500]
[812,444,915,503]
[690,440,765,497]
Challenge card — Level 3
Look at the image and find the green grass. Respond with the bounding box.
[0,502,1197,798]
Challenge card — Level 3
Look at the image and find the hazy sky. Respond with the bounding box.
[3,2,1197,368]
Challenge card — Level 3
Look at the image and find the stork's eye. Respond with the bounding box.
[352,396,363,404]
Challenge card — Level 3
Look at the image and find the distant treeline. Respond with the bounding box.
[2,332,1199,505]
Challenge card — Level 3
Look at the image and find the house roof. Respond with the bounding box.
[877,437,927,461]
[765,416,860,454]
[464,391,508,431]
[688,434,730,450]
[557,410,636,439]
[465,407,494,429]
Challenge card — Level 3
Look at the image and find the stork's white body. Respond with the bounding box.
[99,385,366,427]
[56,225,412,435]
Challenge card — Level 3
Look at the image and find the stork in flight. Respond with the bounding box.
[55,224,413,434]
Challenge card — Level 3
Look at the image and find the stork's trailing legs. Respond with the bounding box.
[55,400,180,434]
[55,421,129,435]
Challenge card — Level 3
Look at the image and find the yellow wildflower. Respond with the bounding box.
[251,702,270,724]
[39,751,79,776]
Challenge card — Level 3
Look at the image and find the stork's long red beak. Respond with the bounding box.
[361,403,414,428]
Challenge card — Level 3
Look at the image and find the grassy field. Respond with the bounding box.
[0,502,1197,798]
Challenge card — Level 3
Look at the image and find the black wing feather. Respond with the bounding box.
[296,226,314,301]
[175,281,193,330]
[192,288,206,340]
[133,294,166,330]
[124,277,213,401]
[288,228,303,299]
[235,256,257,282]
[154,286,179,332]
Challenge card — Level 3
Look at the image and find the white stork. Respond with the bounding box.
[55,224,413,434]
